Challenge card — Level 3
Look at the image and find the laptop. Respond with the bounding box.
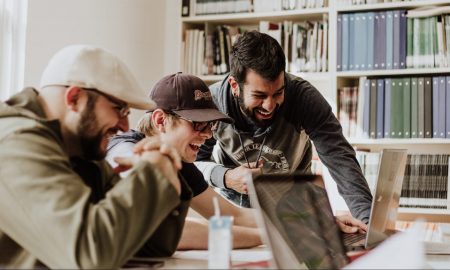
[246,149,408,268]
[344,148,408,250]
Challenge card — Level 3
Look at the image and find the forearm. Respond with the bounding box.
[194,161,228,188]
[177,217,262,250]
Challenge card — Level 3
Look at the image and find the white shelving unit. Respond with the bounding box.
[179,0,450,221]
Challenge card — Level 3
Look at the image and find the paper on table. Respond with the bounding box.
[345,221,426,269]
[173,248,272,263]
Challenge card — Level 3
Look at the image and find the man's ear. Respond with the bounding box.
[65,86,83,112]
[151,109,166,133]
[228,76,240,98]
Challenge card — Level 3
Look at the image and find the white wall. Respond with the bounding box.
[25,0,167,126]
[164,0,183,75]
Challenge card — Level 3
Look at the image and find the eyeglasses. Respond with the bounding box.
[82,88,130,118]
[169,112,218,132]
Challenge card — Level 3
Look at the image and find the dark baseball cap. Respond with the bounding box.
[148,72,233,124]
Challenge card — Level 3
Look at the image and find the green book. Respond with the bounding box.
[410,77,419,138]
[403,77,411,138]
[391,78,404,138]
[417,77,425,138]
[406,18,413,68]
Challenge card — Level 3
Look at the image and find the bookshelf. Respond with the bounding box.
[179,0,450,221]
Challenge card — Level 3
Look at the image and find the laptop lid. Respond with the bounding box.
[247,174,349,269]
[365,149,408,248]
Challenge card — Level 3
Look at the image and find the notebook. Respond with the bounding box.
[246,149,408,268]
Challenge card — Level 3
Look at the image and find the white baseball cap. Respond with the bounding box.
[40,45,155,110]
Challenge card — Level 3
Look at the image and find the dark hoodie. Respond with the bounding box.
[195,73,373,223]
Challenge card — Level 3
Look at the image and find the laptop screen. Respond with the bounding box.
[248,174,349,269]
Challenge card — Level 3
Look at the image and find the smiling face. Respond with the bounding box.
[232,69,285,127]
[77,89,129,160]
[156,111,213,163]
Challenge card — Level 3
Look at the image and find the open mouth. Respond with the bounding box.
[255,109,273,119]
[189,142,202,151]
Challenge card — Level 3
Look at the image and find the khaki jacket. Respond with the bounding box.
[0,88,186,268]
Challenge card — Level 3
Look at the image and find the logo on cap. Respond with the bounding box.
[194,90,212,101]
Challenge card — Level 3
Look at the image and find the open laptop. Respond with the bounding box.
[246,149,408,269]
[344,148,408,250]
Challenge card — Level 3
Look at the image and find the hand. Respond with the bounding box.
[114,136,182,195]
[133,136,182,170]
[336,215,368,234]
[224,161,263,194]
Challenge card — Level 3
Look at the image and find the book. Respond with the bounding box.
[342,14,349,71]
[363,78,370,138]
[410,77,419,138]
[424,77,433,138]
[337,14,342,71]
[417,77,425,138]
[384,78,391,138]
[374,11,387,70]
[399,10,407,69]
[369,79,377,139]
[432,77,439,138]
[438,76,446,138]
[376,79,385,138]
[403,77,411,138]
[447,76,450,138]
[366,12,375,70]
[348,13,355,70]
[385,11,394,70]
[181,0,190,17]
[391,78,403,138]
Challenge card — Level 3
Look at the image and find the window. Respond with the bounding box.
[0,0,27,101]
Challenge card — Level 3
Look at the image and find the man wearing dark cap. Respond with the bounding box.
[107,72,262,254]
[0,45,183,268]
[195,31,372,230]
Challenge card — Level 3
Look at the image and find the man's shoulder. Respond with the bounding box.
[0,114,59,142]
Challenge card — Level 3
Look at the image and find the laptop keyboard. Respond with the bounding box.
[343,232,366,246]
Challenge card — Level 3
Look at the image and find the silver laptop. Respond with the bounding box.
[246,149,408,268]
[345,148,408,250]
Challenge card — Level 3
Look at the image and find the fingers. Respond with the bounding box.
[336,215,368,233]
[133,137,162,154]
[337,221,359,233]
[160,143,182,170]
[133,136,182,170]
[114,156,139,167]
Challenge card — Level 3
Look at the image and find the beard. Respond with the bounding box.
[76,97,106,160]
[237,91,279,128]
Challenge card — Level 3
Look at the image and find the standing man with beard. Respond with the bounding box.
[195,31,373,225]
[0,45,183,268]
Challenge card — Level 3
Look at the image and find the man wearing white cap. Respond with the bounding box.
[0,45,183,268]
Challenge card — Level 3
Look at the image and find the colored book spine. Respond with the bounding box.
[366,12,375,70]
[385,11,394,70]
[384,78,392,138]
[424,77,433,138]
[418,77,425,138]
[337,14,342,71]
[410,77,419,138]
[376,79,385,138]
[403,77,411,138]
[433,77,440,138]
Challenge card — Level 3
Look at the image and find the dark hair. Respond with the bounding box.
[230,30,286,84]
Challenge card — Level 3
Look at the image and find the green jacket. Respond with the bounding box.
[0,88,190,268]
